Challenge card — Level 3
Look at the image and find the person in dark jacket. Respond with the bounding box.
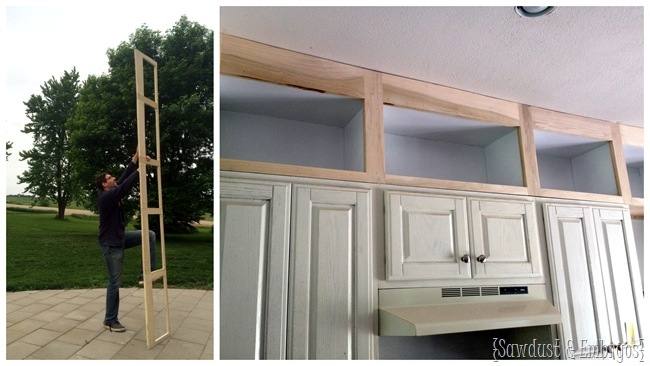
[95,149,156,332]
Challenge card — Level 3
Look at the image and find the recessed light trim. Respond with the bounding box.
[514,6,555,18]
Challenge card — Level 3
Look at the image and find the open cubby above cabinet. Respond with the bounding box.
[535,130,618,195]
[220,75,365,172]
[624,145,644,198]
[383,105,524,186]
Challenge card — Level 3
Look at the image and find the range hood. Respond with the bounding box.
[379,285,561,336]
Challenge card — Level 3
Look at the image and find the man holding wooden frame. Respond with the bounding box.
[95,148,156,332]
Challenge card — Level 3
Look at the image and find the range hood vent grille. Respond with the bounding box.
[462,287,480,296]
[440,286,522,298]
[441,287,461,297]
[481,286,499,296]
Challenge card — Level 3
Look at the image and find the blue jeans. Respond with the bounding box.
[101,230,157,324]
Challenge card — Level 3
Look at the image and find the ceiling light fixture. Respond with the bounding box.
[514,6,555,18]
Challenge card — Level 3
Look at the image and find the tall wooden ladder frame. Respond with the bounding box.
[134,49,171,348]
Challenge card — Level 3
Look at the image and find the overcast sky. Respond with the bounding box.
[4,0,217,195]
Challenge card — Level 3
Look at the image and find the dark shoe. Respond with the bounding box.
[104,321,126,332]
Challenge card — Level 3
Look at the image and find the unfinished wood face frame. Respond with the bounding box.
[518,105,541,196]
[381,73,521,127]
[220,33,643,207]
[134,49,171,349]
[617,123,644,216]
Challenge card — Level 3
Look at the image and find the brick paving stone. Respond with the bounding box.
[8,319,48,336]
[7,303,22,313]
[112,339,165,359]
[29,340,83,359]
[75,338,124,359]
[48,302,79,314]
[7,291,31,302]
[77,317,105,332]
[7,310,33,323]
[180,316,213,332]
[38,296,67,305]
[96,329,137,345]
[157,339,205,359]
[12,296,38,306]
[77,301,105,313]
[42,317,81,333]
[56,328,102,346]
[32,310,65,323]
[6,341,41,359]
[19,328,63,347]
[21,302,54,314]
[64,309,96,322]
[54,291,81,300]
[171,325,211,345]
[67,296,94,305]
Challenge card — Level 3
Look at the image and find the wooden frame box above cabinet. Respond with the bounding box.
[220,33,385,182]
[220,33,643,207]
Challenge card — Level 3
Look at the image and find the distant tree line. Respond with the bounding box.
[18,16,213,232]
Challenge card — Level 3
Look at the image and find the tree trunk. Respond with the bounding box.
[56,200,66,220]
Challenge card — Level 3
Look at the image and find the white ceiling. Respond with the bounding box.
[220,6,643,127]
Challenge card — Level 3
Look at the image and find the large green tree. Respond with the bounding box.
[69,16,213,232]
[19,69,81,219]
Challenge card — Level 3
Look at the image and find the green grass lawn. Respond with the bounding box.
[6,208,213,291]
[6,194,87,210]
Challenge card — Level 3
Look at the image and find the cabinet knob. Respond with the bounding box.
[460,254,469,263]
[477,254,487,263]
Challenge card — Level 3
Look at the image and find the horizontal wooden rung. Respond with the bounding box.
[137,94,157,108]
[146,159,160,167]
[151,269,166,282]
[144,208,162,215]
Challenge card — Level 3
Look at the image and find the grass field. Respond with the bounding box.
[6,208,213,291]
[6,194,86,210]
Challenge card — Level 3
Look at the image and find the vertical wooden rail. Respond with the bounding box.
[518,105,541,196]
[134,49,171,349]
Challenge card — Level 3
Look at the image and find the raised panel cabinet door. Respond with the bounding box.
[288,185,373,360]
[470,199,542,279]
[384,191,470,280]
[220,179,291,359]
[592,208,644,346]
[544,205,611,357]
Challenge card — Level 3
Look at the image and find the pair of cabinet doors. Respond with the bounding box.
[220,179,373,360]
[545,204,644,357]
[385,191,543,281]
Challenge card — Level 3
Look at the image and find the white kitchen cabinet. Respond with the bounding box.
[544,205,610,357]
[470,199,543,279]
[385,191,542,281]
[220,179,291,359]
[287,185,373,359]
[544,204,644,358]
[385,191,470,280]
[592,208,644,346]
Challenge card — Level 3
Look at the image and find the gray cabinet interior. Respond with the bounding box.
[220,75,365,171]
[383,105,523,186]
[535,130,618,195]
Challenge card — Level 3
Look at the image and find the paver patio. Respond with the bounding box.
[7,288,213,359]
